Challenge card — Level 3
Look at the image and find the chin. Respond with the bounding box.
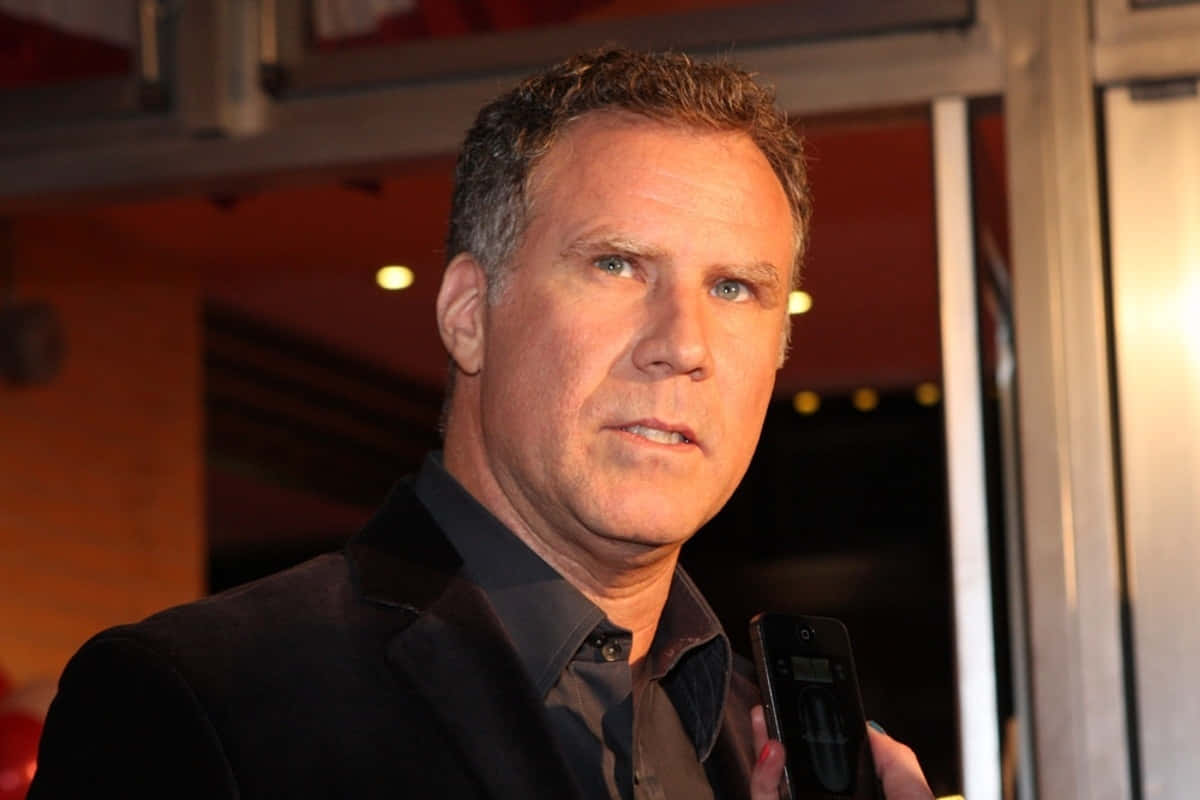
[572,468,735,545]
[586,500,710,550]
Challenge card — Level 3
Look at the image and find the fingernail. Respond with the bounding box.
[867,720,887,735]
[757,743,771,764]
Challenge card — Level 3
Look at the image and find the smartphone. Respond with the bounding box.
[748,613,882,800]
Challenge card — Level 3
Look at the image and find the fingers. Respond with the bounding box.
[751,705,769,754]
[749,706,934,800]
[749,705,783,800]
[867,725,934,800]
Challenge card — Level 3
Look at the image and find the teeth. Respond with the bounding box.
[622,424,690,445]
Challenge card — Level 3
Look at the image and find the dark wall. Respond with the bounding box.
[684,395,960,796]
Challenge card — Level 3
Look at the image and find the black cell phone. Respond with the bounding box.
[748,613,882,800]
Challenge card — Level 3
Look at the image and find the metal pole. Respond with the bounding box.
[1002,0,1132,797]
[932,96,1002,800]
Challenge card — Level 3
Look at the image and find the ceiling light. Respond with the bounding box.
[788,290,813,315]
[792,390,820,415]
[376,265,414,291]
[915,382,941,406]
[852,388,879,412]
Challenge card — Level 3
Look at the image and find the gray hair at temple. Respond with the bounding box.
[445,47,812,301]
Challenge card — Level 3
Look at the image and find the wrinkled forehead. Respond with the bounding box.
[524,110,802,285]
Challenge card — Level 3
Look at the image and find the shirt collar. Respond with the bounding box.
[414,452,603,696]
[414,451,732,759]
[653,569,733,761]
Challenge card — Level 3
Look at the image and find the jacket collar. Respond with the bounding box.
[344,479,583,800]
[345,477,462,611]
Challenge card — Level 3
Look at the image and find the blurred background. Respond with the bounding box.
[2,2,1199,799]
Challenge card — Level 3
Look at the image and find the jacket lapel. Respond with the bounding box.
[388,576,582,799]
[346,480,582,800]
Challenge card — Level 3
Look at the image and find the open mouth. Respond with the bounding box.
[619,423,694,446]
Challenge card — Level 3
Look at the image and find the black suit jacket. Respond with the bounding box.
[30,481,760,799]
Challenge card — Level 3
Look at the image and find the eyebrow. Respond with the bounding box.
[558,232,666,263]
[725,260,785,300]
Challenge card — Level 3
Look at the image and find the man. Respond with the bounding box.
[30,49,932,799]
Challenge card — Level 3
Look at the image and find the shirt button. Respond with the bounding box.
[600,638,623,661]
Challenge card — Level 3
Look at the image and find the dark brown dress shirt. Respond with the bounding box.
[416,453,733,800]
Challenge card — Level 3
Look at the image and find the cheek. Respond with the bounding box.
[486,302,610,421]
[714,344,778,453]
[717,323,781,397]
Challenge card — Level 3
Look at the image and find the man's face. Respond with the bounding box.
[473,113,794,555]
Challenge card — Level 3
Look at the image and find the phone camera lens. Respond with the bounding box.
[798,625,815,642]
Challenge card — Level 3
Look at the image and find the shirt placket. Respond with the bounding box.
[632,680,666,800]
[571,627,637,800]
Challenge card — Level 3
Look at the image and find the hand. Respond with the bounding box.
[867,724,933,800]
[748,706,934,800]
[749,705,786,800]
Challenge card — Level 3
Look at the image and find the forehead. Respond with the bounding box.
[524,112,794,253]
[530,111,765,194]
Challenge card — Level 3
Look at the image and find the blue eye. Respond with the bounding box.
[595,255,633,277]
[713,279,748,301]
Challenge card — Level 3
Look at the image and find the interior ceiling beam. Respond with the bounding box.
[0,0,1002,210]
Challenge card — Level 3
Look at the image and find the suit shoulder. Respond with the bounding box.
[35,618,240,799]
[111,552,353,650]
[70,551,390,702]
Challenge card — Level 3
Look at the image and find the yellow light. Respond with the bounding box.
[376,265,415,291]
[852,387,879,412]
[1185,271,1200,368]
[915,382,941,406]
[792,390,820,415]
[788,290,813,315]
[935,796,966,800]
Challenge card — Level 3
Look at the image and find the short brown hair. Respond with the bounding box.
[446,47,810,297]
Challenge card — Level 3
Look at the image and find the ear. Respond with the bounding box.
[436,252,488,375]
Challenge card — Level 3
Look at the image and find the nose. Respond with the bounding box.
[630,285,713,380]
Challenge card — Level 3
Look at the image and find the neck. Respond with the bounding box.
[552,542,680,666]
[442,406,680,664]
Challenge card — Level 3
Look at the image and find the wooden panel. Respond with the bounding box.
[0,214,203,684]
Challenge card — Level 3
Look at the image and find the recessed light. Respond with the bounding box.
[915,382,941,406]
[852,388,879,412]
[788,290,813,315]
[376,265,414,291]
[792,390,821,415]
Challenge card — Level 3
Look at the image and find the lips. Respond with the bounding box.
[616,419,698,447]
